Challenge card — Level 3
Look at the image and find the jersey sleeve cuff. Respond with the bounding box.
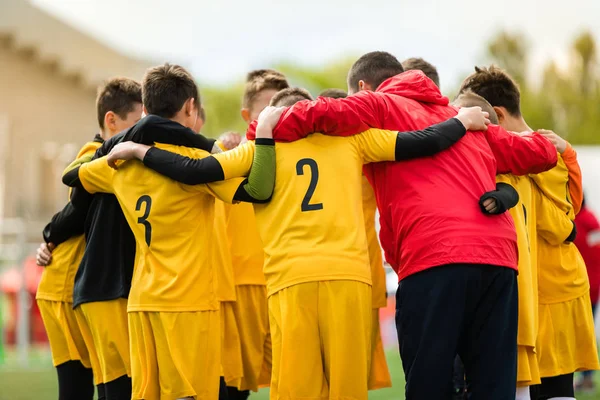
[255,138,275,146]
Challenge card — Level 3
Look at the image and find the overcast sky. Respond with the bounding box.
[32,0,600,92]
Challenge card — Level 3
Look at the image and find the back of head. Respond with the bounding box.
[347,51,404,93]
[96,77,142,130]
[243,69,290,109]
[453,91,499,125]
[458,66,521,117]
[318,88,348,99]
[270,87,313,107]
[142,63,199,118]
[401,57,440,88]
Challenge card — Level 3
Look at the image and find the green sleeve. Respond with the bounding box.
[242,139,275,201]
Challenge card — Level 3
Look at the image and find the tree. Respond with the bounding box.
[486,31,528,86]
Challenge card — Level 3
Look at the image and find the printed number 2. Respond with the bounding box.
[296,158,323,212]
[136,195,152,247]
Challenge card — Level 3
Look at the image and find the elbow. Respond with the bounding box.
[251,194,273,204]
[251,186,274,203]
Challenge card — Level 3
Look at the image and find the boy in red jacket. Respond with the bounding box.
[245,51,559,400]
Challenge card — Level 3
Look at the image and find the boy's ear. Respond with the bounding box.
[358,80,374,92]
[493,106,506,123]
[142,105,149,117]
[185,98,196,116]
[104,111,116,131]
[241,108,252,124]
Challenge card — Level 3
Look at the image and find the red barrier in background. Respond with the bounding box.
[0,257,47,345]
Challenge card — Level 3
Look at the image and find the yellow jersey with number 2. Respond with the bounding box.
[213,129,398,297]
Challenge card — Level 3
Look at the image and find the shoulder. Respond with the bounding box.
[155,143,211,159]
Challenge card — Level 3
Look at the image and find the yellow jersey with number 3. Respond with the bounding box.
[77,143,245,312]
[213,130,398,297]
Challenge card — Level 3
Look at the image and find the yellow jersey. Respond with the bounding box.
[362,177,387,309]
[78,143,244,312]
[213,130,398,297]
[225,202,266,286]
[497,174,538,348]
[36,140,102,302]
[532,156,590,303]
[214,200,237,301]
[530,155,574,219]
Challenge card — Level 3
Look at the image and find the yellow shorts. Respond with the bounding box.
[75,299,130,384]
[232,285,271,392]
[129,310,221,400]
[37,300,91,368]
[369,309,392,390]
[517,345,540,387]
[269,280,372,400]
[537,293,600,378]
[221,301,243,388]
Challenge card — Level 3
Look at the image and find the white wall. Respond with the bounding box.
[574,146,600,214]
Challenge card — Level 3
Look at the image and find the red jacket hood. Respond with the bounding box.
[376,70,449,106]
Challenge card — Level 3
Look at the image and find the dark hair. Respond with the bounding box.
[458,65,521,117]
[242,69,289,109]
[142,63,200,118]
[96,77,142,130]
[269,87,313,107]
[402,57,440,87]
[347,51,404,93]
[318,88,347,99]
[453,91,499,125]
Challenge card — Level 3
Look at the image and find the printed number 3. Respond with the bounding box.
[136,195,152,246]
[296,158,323,212]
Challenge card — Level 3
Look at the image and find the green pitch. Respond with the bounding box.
[1,349,599,399]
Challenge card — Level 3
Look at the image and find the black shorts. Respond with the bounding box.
[395,263,518,400]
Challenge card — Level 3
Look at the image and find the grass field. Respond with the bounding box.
[0,349,599,400]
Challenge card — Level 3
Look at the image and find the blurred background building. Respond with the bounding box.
[0,0,150,237]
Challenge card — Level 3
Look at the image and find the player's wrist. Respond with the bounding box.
[255,125,273,140]
[134,144,151,160]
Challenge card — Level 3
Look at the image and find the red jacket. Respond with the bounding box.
[247,70,557,280]
[574,206,600,304]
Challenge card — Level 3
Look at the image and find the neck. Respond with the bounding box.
[510,116,532,133]
[169,114,189,128]
[101,129,116,141]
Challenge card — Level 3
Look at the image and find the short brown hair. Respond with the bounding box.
[96,77,142,130]
[142,63,200,118]
[347,51,404,93]
[453,91,499,125]
[269,88,313,107]
[242,69,289,109]
[402,58,440,87]
[318,88,347,99]
[458,66,521,117]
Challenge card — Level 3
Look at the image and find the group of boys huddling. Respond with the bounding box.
[35,50,598,400]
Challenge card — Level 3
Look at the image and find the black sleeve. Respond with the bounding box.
[394,118,467,161]
[565,221,577,243]
[123,115,216,151]
[479,182,520,214]
[63,165,83,187]
[142,147,225,185]
[232,179,272,204]
[42,201,87,245]
[94,116,217,157]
